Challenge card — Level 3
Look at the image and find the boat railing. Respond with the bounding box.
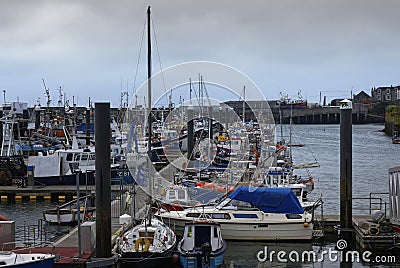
[110,178,136,219]
[17,219,51,248]
[352,193,389,218]
[1,241,60,262]
[1,240,55,254]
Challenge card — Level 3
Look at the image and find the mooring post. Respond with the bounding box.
[95,102,111,258]
[187,105,194,163]
[208,106,213,139]
[86,108,91,146]
[339,99,353,243]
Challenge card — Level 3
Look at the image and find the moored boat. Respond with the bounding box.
[157,186,313,241]
[0,251,54,268]
[178,217,226,268]
[115,217,177,267]
[43,195,94,225]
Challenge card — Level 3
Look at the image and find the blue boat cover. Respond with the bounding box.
[228,186,304,214]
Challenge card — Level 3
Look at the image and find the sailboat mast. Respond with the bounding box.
[147,6,152,157]
[146,6,154,202]
[242,86,245,124]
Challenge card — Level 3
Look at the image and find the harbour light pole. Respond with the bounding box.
[339,99,353,243]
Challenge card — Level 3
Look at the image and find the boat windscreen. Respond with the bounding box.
[194,226,211,247]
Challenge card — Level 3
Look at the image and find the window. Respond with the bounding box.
[214,226,218,238]
[168,191,176,200]
[194,226,210,247]
[177,190,186,200]
[212,213,231,219]
[386,94,392,101]
[291,188,302,197]
[286,214,302,219]
[233,213,258,219]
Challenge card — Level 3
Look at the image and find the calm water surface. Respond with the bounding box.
[1,124,399,267]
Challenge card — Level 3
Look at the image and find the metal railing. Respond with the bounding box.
[14,219,50,248]
[352,192,389,218]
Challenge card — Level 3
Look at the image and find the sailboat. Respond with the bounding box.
[116,6,177,267]
[0,252,54,268]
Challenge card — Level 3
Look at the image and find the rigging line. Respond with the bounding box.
[132,15,147,97]
[151,16,169,106]
[290,124,319,164]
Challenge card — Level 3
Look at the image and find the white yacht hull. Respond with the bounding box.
[156,209,313,241]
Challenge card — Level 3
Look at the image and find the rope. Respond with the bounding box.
[151,16,170,108]
[131,15,146,96]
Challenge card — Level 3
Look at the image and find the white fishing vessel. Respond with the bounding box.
[178,217,226,268]
[157,186,313,241]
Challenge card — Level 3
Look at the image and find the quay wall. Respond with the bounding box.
[271,104,385,124]
[24,103,386,126]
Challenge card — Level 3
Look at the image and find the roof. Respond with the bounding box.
[228,186,304,214]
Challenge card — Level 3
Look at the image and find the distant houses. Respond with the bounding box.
[371,85,400,103]
[327,86,400,107]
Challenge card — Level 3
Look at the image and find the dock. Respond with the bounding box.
[0,185,125,203]
[6,186,150,268]
[314,214,400,251]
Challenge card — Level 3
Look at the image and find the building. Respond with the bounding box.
[371,85,400,102]
[353,90,371,104]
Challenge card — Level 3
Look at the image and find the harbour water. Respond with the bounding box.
[1,124,399,267]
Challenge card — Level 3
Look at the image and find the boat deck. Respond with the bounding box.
[314,214,400,250]
[9,187,150,268]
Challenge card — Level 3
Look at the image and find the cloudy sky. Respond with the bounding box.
[1,0,399,107]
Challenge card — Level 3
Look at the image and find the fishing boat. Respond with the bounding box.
[115,217,177,267]
[157,186,313,241]
[27,136,132,185]
[178,217,226,268]
[0,251,54,268]
[278,90,308,109]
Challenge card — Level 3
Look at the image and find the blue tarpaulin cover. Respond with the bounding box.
[228,186,304,214]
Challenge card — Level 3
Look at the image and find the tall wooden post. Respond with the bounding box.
[95,102,111,258]
[339,99,353,243]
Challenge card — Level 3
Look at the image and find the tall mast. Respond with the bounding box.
[242,86,246,124]
[147,5,152,157]
[146,6,153,202]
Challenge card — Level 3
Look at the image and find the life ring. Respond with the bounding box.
[134,237,150,252]
[368,226,379,235]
